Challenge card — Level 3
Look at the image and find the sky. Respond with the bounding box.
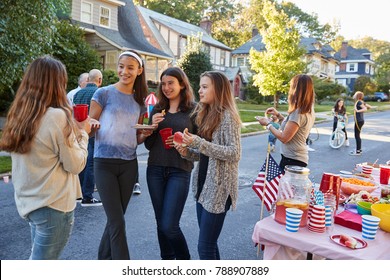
[285,0,389,42]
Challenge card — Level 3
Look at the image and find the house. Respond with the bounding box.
[69,0,172,83]
[334,42,375,93]
[231,33,339,82]
[136,6,232,71]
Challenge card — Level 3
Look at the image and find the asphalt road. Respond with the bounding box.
[1,110,389,260]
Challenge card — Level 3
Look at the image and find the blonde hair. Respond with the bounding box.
[353,91,364,100]
[287,74,315,114]
[192,71,241,140]
[0,56,80,153]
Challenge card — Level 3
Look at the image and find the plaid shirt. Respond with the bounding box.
[73,83,98,110]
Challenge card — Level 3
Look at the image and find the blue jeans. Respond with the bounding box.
[147,165,191,260]
[196,198,231,260]
[79,137,95,200]
[26,207,74,260]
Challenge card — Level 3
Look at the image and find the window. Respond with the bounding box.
[81,2,92,23]
[347,63,357,72]
[365,63,370,74]
[237,57,245,66]
[100,7,110,27]
[220,51,226,66]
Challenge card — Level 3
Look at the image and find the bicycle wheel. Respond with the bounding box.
[329,130,345,149]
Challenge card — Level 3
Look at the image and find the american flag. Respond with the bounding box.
[252,154,283,212]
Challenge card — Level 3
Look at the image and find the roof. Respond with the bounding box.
[74,0,171,59]
[137,6,232,51]
[232,35,337,61]
[232,34,265,54]
[334,46,373,61]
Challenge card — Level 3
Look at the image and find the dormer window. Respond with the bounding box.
[100,6,110,27]
[81,1,92,23]
[347,63,357,72]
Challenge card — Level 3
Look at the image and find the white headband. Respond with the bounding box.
[119,51,143,67]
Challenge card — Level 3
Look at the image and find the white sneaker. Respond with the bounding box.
[307,145,315,152]
[133,183,141,194]
[345,139,350,147]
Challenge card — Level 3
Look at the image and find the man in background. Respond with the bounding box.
[74,69,103,206]
[67,72,89,104]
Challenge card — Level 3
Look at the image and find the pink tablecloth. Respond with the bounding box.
[252,215,390,260]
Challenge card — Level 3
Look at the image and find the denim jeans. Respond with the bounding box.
[147,165,191,260]
[79,137,95,200]
[196,198,231,260]
[26,207,74,260]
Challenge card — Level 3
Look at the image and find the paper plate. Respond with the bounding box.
[330,235,367,249]
[132,124,155,130]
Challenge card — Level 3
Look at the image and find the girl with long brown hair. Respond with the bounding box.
[175,71,241,259]
[0,55,91,259]
[257,74,315,171]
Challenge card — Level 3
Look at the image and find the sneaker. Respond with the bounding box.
[133,183,141,195]
[307,145,315,152]
[349,151,361,156]
[345,139,350,147]
[76,198,82,203]
[81,198,102,207]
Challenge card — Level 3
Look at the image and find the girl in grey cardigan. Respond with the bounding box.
[175,71,241,259]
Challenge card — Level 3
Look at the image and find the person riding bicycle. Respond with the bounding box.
[332,98,349,147]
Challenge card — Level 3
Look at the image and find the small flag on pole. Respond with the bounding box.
[252,154,283,212]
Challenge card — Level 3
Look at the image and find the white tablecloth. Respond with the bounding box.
[252,215,390,260]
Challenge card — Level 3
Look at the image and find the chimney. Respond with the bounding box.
[199,16,212,35]
[252,27,259,38]
[340,41,348,59]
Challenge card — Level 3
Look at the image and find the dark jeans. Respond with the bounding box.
[94,158,138,260]
[79,137,95,200]
[147,165,191,260]
[279,154,307,174]
[196,198,231,260]
[354,120,364,152]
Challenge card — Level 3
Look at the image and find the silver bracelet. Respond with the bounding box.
[266,123,273,130]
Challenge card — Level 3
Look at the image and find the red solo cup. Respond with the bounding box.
[379,165,390,185]
[74,104,88,122]
[159,128,173,149]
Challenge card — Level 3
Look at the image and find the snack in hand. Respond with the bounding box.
[173,132,186,147]
[339,234,358,249]
[161,109,166,116]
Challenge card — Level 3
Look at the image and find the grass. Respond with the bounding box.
[0,156,12,174]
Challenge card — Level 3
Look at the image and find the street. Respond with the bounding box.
[1,110,389,260]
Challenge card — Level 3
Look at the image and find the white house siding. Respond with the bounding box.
[169,31,179,58]
[73,0,119,31]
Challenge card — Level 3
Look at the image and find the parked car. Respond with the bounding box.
[363,92,389,102]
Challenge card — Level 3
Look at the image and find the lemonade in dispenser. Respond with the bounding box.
[274,166,311,227]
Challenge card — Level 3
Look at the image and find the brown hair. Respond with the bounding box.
[118,50,148,106]
[353,91,364,100]
[192,71,241,140]
[287,74,315,114]
[155,67,195,113]
[0,55,79,153]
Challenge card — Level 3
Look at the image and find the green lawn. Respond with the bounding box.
[0,156,12,174]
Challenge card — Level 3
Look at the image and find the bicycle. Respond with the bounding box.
[329,115,346,149]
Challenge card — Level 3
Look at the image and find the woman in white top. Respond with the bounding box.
[0,56,91,259]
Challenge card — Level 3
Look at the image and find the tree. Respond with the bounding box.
[249,0,306,103]
[177,34,213,100]
[51,20,101,90]
[354,76,376,94]
[0,0,67,95]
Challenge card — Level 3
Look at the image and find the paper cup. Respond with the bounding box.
[3,176,9,183]
[73,104,89,122]
[362,215,380,240]
[362,165,374,175]
[379,165,390,185]
[285,208,303,232]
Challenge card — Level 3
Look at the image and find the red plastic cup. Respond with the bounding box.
[159,128,173,149]
[74,104,88,122]
[379,165,390,185]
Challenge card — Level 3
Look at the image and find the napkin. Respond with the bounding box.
[334,210,362,231]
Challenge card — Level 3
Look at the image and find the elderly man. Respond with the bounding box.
[74,69,103,206]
